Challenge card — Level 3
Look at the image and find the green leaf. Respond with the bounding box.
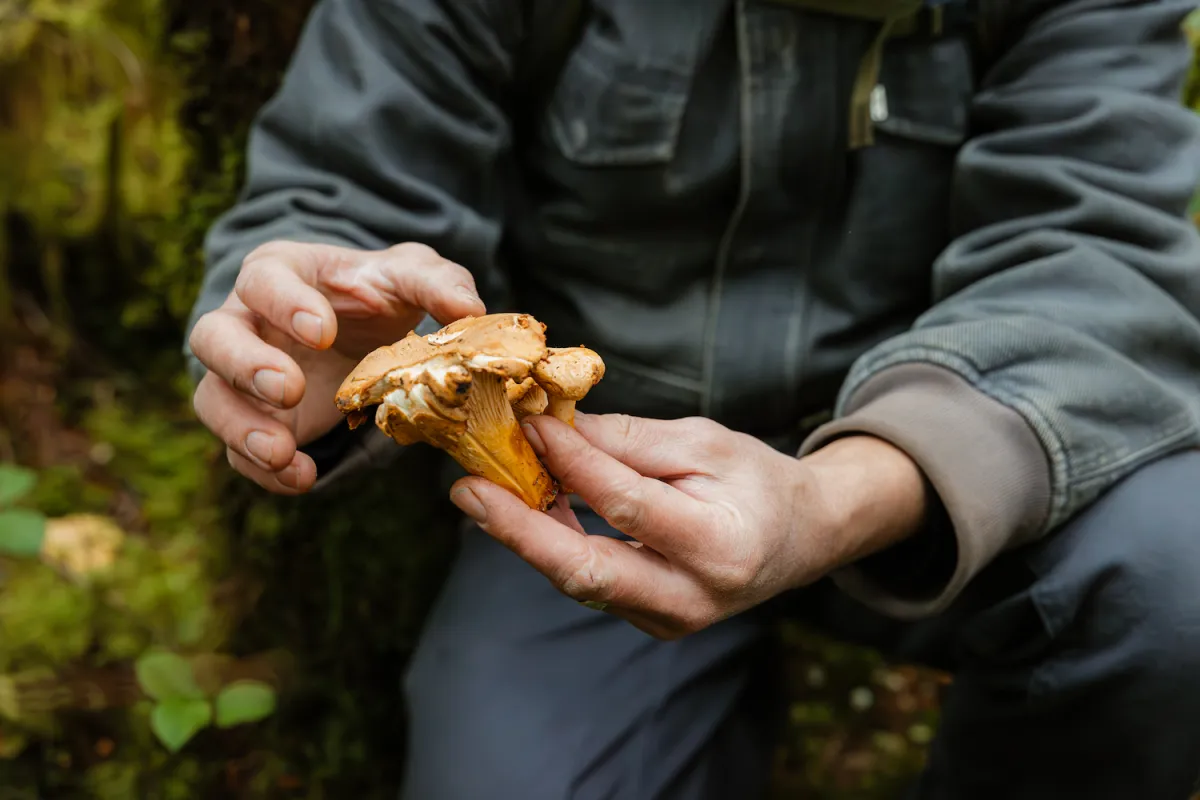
[150,698,211,753]
[214,680,277,728]
[135,651,205,701]
[0,465,36,507]
[0,509,45,556]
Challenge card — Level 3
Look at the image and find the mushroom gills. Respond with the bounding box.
[333,314,603,512]
[447,373,558,510]
[378,372,557,511]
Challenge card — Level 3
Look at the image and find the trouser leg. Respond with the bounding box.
[400,509,777,800]
[796,449,1200,800]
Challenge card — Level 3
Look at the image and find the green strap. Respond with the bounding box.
[765,0,926,148]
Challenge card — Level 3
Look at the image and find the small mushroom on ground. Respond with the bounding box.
[334,313,559,510]
[533,347,606,427]
[40,514,125,580]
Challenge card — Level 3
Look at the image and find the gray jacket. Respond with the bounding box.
[186,0,1200,620]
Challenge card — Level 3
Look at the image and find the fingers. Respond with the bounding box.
[227,448,317,495]
[452,478,700,618]
[235,251,339,350]
[193,372,299,474]
[571,413,724,478]
[522,416,708,549]
[372,243,487,325]
[235,240,486,357]
[546,494,586,534]
[188,304,307,409]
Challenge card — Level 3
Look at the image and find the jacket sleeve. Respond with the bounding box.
[182,0,520,485]
[800,0,1200,619]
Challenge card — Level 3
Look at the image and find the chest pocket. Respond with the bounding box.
[871,34,974,149]
[834,30,977,316]
[542,11,699,167]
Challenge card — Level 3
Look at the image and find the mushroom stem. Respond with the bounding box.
[453,374,558,510]
[544,396,578,427]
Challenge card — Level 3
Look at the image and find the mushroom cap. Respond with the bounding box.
[334,313,548,414]
[533,346,606,401]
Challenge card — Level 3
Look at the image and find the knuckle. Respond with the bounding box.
[679,416,735,459]
[187,313,214,354]
[387,241,436,263]
[192,376,217,426]
[680,416,722,437]
[556,547,610,600]
[681,416,725,445]
[703,557,758,594]
[244,240,292,264]
[669,616,700,638]
[675,609,712,636]
[647,627,683,642]
[596,483,648,534]
[608,414,653,459]
[233,260,269,299]
[611,413,639,443]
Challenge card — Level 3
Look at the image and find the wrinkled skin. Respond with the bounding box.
[451,412,928,640]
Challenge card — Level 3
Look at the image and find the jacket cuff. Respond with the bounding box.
[798,363,1052,620]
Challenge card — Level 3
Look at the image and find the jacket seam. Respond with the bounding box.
[700,0,755,419]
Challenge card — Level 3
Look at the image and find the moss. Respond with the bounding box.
[0,565,96,671]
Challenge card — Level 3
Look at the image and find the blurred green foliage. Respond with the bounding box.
[0,2,1197,797]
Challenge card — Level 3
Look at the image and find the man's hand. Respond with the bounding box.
[189,240,485,495]
[450,413,930,640]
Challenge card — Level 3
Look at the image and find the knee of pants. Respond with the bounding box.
[400,636,574,798]
[1030,449,1200,687]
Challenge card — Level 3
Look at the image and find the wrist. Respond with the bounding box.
[797,434,930,573]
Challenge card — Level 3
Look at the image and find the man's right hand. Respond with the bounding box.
[188,240,486,495]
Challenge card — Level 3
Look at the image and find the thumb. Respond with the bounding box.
[562,413,714,478]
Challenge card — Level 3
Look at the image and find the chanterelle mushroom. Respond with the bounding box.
[334,313,558,510]
[533,347,606,427]
[507,377,549,420]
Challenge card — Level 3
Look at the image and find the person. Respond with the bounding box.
[184,0,1200,797]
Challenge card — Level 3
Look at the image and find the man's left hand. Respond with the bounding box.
[450,413,929,640]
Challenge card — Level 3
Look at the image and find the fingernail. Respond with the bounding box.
[278,465,300,489]
[245,431,275,465]
[521,423,546,457]
[252,369,287,405]
[451,487,487,524]
[291,311,324,346]
[456,285,484,310]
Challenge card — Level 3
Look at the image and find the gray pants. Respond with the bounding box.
[400,450,1200,800]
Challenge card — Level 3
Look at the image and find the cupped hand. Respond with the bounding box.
[450,413,928,640]
[188,240,485,495]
